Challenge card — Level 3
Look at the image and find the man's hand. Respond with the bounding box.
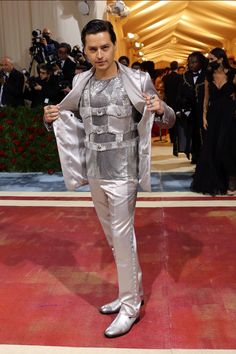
[44,105,60,123]
[143,93,164,115]
[34,83,42,91]
[41,37,48,46]
[63,86,71,94]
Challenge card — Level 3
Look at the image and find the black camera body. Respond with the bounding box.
[32,29,43,44]
[22,69,38,90]
[70,46,84,60]
[30,30,45,65]
[29,76,39,89]
[56,72,70,90]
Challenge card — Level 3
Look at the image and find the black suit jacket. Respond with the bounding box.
[1,69,24,107]
[177,70,206,127]
[162,71,182,111]
[61,58,76,85]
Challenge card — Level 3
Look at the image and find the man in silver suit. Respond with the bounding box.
[44,19,175,338]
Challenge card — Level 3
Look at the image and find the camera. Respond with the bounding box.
[22,69,38,89]
[55,71,70,90]
[28,76,38,89]
[70,45,84,61]
[46,53,58,66]
[70,45,92,69]
[58,80,70,90]
[29,30,45,66]
[32,29,42,43]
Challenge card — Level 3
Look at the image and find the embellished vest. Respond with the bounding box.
[79,74,141,180]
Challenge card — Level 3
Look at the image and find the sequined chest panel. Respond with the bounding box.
[79,74,139,180]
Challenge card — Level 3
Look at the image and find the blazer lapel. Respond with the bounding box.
[59,69,94,111]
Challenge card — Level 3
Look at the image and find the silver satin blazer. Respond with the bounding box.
[52,62,175,191]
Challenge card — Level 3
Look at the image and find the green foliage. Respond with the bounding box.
[0,106,61,173]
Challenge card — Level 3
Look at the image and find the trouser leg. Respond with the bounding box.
[88,178,142,317]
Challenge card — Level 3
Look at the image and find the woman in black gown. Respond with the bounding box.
[191,48,236,195]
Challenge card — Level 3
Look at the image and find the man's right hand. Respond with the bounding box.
[44,105,60,123]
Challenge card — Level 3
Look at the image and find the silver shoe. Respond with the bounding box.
[100,299,121,314]
[100,298,144,315]
[104,312,140,338]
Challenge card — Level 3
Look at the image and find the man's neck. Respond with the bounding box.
[95,61,118,80]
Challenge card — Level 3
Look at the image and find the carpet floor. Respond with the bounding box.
[0,193,236,350]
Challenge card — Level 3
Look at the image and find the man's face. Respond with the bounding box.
[42,29,52,40]
[58,48,68,61]
[84,31,116,73]
[0,59,13,73]
[188,56,201,72]
[39,69,49,81]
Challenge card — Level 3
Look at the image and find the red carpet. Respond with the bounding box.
[0,196,236,349]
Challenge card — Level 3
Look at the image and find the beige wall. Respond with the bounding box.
[0,0,107,70]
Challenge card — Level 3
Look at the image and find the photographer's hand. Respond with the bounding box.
[63,86,71,94]
[44,105,60,123]
[41,37,48,46]
[53,65,62,75]
[34,83,42,91]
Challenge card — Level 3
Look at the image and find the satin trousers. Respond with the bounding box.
[88,178,143,317]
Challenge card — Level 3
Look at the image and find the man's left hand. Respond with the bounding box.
[143,93,164,115]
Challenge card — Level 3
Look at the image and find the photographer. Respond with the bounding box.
[56,43,76,86]
[29,28,59,73]
[41,28,59,58]
[49,43,76,99]
[24,63,61,107]
[0,57,24,107]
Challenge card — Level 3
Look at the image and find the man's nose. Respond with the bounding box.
[97,49,103,58]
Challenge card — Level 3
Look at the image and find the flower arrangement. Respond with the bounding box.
[0,106,61,173]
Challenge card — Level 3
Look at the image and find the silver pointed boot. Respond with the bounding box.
[104,312,140,338]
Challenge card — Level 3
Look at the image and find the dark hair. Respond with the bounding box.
[131,61,141,69]
[58,42,71,54]
[38,63,52,75]
[210,47,230,69]
[170,61,178,71]
[81,19,116,47]
[141,61,155,72]
[118,56,130,66]
[188,51,208,70]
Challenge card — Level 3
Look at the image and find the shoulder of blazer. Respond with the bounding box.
[72,68,94,89]
[117,62,149,92]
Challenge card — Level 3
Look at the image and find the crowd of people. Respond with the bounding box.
[1,26,236,196]
[117,50,236,197]
[0,27,92,108]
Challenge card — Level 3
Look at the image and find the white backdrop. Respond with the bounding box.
[0,0,107,70]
